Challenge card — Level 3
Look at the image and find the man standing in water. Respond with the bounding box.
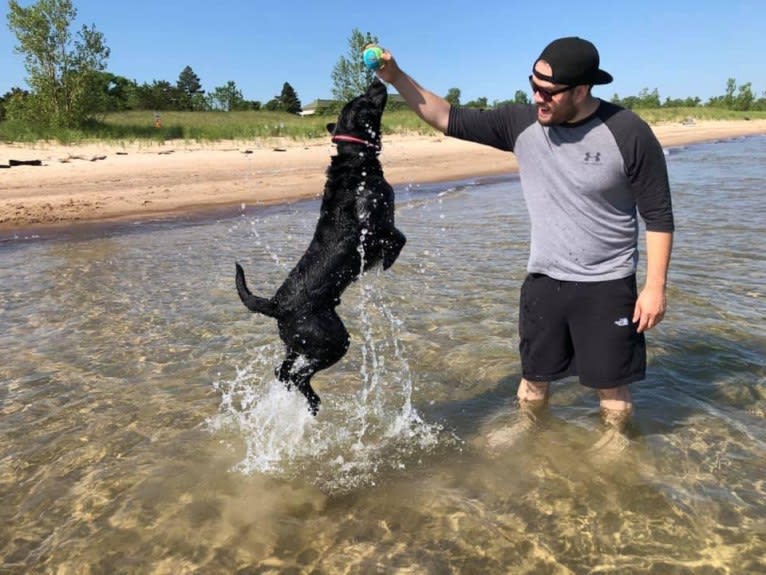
[375,37,674,436]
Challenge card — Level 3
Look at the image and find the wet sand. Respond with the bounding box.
[2,119,765,233]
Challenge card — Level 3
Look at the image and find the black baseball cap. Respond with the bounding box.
[532,37,613,86]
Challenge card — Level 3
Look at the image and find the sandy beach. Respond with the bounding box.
[2,119,765,234]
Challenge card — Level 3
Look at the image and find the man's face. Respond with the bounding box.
[531,61,578,126]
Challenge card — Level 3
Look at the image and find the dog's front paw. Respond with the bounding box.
[382,230,406,269]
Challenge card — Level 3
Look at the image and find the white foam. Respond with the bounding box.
[209,275,445,492]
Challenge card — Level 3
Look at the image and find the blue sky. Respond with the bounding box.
[1,0,764,105]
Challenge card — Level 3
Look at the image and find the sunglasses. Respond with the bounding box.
[528,75,574,100]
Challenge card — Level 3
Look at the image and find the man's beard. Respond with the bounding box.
[536,98,578,126]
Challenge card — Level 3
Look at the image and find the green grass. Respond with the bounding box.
[1,107,763,144]
[0,108,439,144]
[633,107,766,123]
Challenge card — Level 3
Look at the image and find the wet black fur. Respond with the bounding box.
[235,79,406,415]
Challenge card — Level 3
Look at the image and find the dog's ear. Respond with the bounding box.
[366,78,388,110]
[326,122,336,134]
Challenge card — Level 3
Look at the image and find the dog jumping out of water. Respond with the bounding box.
[235,79,406,415]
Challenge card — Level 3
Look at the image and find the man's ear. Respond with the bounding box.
[573,85,591,104]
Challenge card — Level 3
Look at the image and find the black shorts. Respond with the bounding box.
[519,273,646,389]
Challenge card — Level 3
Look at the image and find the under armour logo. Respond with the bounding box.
[584,152,601,162]
[614,317,629,327]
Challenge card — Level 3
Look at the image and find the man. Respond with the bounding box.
[376,37,674,431]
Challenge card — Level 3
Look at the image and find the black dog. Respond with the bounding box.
[235,79,406,415]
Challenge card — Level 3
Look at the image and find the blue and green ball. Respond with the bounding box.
[362,45,384,71]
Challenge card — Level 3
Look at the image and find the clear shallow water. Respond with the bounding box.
[1,136,765,573]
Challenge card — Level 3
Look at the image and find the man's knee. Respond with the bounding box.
[597,385,632,404]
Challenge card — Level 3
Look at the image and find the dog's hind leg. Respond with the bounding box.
[276,348,299,386]
[274,348,322,414]
[289,363,323,416]
[281,309,351,415]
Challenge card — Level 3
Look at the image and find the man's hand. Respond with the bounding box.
[375,50,401,84]
[635,230,673,333]
[632,284,666,333]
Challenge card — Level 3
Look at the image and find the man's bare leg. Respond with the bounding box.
[483,379,550,451]
[597,385,633,432]
[590,385,633,458]
[517,378,550,405]
[516,378,550,425]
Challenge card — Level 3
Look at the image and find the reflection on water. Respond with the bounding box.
[1,137,765,573]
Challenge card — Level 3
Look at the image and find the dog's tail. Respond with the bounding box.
[235,262,279,318]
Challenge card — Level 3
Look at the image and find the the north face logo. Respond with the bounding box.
[584,152,602,162]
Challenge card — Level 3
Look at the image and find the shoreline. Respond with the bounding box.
[2,119,765,238]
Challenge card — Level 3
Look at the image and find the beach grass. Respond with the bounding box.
[0,108,438,144]
[1,107,763,144]
[635,107,766,123]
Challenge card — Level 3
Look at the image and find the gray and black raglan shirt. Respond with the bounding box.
[447,101,674,282]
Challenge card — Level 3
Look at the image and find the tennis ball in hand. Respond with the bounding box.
[362,45,384,70]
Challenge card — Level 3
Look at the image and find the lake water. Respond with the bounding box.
[1,136,765,574]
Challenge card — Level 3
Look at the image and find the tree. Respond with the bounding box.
[636,88,661,109]
[131,80,179,110]
[107,74,138,111]
[0,87,30,121]
[708,78,737,109]
[85,71,134,112]
[263,98,281,111]
[611,93,639,109]
[209,81,244,111]
[723,78,737,108]
[445,88,461,106]
[331,28,378,102]
[177,65,204,110]
[513,90,530,105]
[261,82,302,113]
[7,0,110,127]
[465,96,488,109]
[662,96,701,108]
[733,82,754,111]
[279,82,302,114]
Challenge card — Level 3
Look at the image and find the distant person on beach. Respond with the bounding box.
[375,37,674,434]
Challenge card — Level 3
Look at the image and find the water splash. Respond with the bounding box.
[209,273,444,493]
[209,349,318,474]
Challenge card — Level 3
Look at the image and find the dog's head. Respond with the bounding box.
[327,78,387,153]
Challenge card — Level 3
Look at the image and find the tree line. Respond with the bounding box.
[1,67,303,116]
[1,2,389,127]
[608,80,766,111]
[3,1,764,130]
[2,0,308,126]
[442,81,766,112]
